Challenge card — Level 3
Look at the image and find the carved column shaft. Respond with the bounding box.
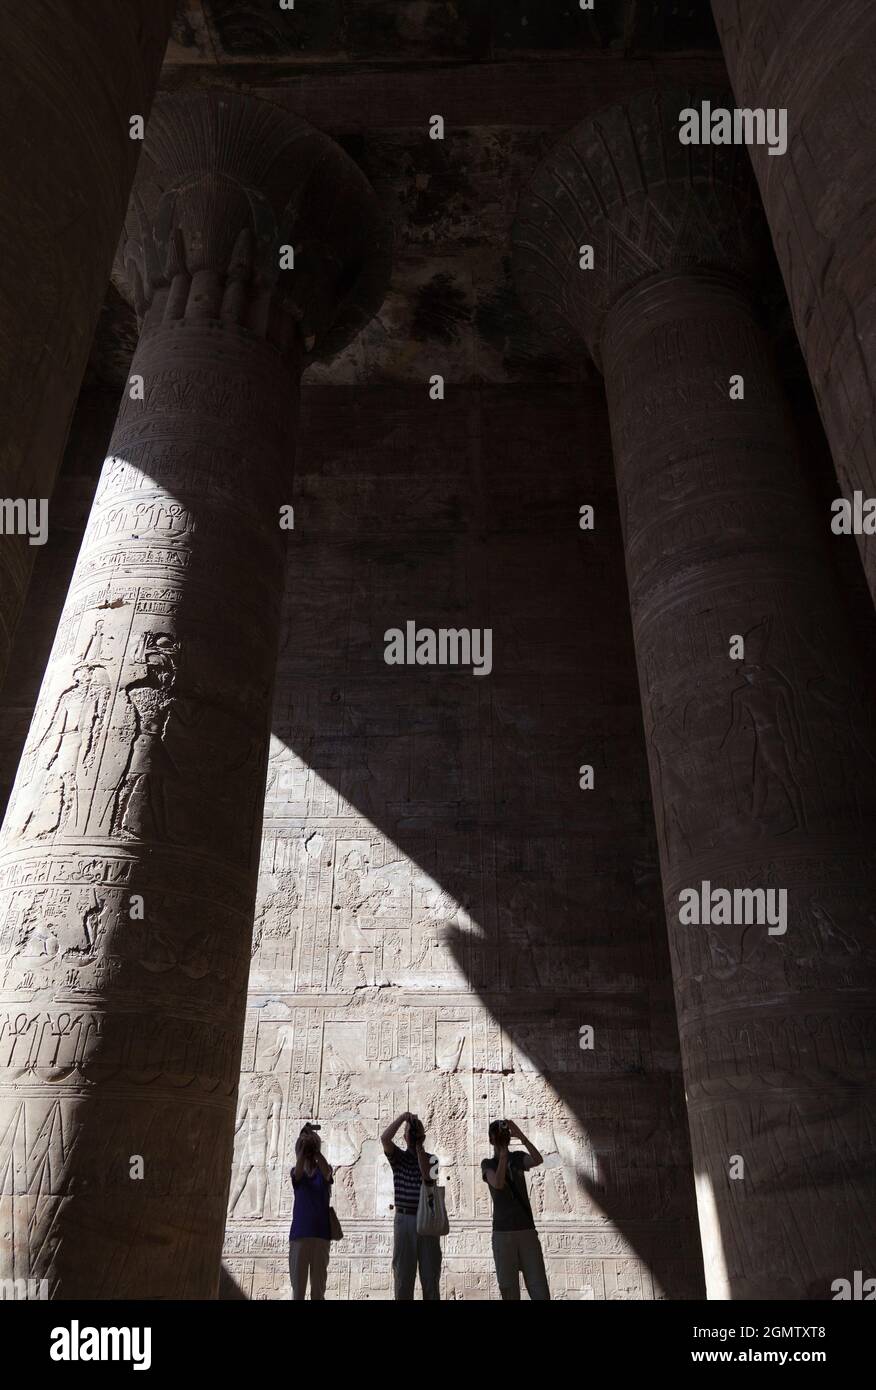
[0,93,387,1298]
[0,0,175,684]
[515,89,876,1298]
[1,328,294,1298]
[604,269,876,1297]
[712,0,876,607]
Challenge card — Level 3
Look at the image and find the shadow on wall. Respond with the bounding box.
[223,381,706,1299]
[0,381,705,1298]
[220,1264,248,1301]
[0,348,290,1295]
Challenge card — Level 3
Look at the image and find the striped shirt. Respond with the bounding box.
[385,1143,435,1215]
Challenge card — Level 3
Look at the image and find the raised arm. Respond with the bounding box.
[381,1111,409,1155]
[507,1120,542,1168]
[484,1142,509,1190]
[292,1141,306,1183]
[293,1124,321,1182]
[416,1134,435,1185]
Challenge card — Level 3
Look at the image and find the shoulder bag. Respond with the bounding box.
[416,1177,450,1237]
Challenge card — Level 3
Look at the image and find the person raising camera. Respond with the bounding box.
[288,1122,333,1300]
[482,1119,550,1300]
[380,1110,442,1300]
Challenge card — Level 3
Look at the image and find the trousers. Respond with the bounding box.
[288,1237,330,1300]
[491,1228,551,1300]
[392,1212,442,1300]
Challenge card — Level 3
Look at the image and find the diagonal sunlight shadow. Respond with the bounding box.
[222,381,706,1300]
[0,377,707,1299]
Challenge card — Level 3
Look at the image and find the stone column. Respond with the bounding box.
[0,92,388,1299]
[0,0,176,685]
[712,0,876,609]
[514,88,876,1299]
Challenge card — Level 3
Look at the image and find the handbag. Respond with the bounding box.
[416,1179,449,1237]
[328,1206,343,1241]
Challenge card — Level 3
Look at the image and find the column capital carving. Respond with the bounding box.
[113,91,390,361]
[513,86,769,359]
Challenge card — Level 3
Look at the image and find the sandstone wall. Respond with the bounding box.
[220,383,703,1299]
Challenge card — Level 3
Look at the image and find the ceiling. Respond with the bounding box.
[166,0,721,66]
[87,2,744,392]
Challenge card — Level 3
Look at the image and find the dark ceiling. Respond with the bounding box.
[89,2,731,392]
[171,0,720,65]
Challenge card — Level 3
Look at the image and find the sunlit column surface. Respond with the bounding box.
[0,91,388,1298]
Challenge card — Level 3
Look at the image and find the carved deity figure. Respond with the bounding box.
[17,662,110,838]
[320,1067,369,1217]
[420,1035,468,1214]
[229,1073,283,1220]
[108,633,180,840]
[505,1068,575,1216]
[502,882,542,989]
[720,620,806,831]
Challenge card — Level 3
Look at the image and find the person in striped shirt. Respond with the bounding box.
[381,1110,441,1300]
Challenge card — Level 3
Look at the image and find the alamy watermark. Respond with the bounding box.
[1,1277,49,1300]
[831,1271,875,1299]
[679,880,787,935]
[384,622,492,676]
[831,492,876,534]
[50,1320,151,1370]
[0,497,47,546]
[678,101,788,157]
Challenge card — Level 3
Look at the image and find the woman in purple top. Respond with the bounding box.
[289,1123,334,1300]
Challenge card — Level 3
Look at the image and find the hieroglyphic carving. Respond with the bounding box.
[0,0,175,690]
[515,92,876,1297]
[221,356,708,1293]
[0,92,387,1298]
[225,718,703,1302]
[229,1073,284,1221]
[713,0,876,608]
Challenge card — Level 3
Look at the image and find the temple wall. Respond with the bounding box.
[220,383,704,1300]
[4,7,875,1297]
